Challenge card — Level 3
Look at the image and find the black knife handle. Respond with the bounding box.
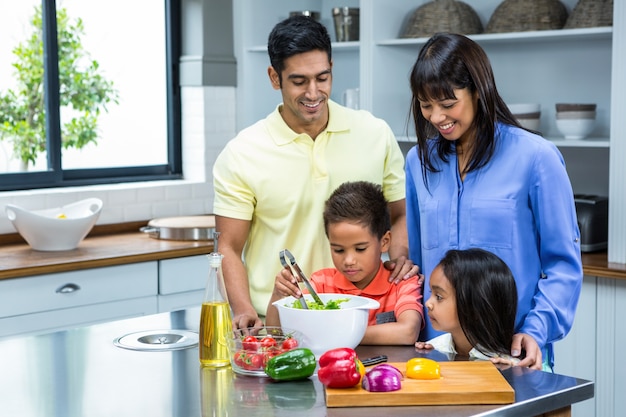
[361,355,388,366]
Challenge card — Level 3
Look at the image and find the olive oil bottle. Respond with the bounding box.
[199,240,233,367]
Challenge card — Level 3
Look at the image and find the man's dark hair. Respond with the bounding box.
[267,15,332,84]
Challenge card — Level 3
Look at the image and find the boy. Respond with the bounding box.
[266,181,423,345]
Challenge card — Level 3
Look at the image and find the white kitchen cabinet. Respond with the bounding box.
[0,255,215,339]
[553,275,597,417]
[0,262,158,338]
[554,275,626,417]
[157,254,209,312]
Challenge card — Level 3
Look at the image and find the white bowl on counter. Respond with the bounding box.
[273,293,379,358]
[5,198,103,251]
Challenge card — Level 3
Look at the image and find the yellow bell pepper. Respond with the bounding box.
[405,358,441,380]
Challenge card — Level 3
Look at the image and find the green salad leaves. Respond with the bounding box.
[288,297,349,310]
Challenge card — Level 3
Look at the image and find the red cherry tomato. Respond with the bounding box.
[281,337,299,351]
[263,349,281,365]
[242,335,260,351]
[250,353,265,370]
[241,352,256,370]
[260,336,277,349]
[233,350,246,368]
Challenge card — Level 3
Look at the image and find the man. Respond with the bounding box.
[213,16,417,330]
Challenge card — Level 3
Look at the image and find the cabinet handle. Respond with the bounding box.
[56,283,81,294]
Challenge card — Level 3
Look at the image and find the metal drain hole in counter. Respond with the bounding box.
[114,329,198,351]
[138,333,184,345]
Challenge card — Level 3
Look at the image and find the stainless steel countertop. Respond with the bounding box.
[0,308,593,417]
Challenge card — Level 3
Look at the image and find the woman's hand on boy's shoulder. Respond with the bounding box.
[385,256,422,285]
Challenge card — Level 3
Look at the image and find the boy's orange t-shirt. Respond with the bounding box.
[309,261,424,326]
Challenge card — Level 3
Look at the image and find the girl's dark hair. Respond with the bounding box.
[409,33,525,188]
[267,15,332,84]
[438,248,517,357]
[323,181,390,240]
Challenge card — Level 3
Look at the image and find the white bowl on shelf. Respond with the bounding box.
[556,110,596,120]
[508,103,540,115]
[556,118,595,140]
[516,117,541,131]
[508,103,541,130]
[5,198,103,251]
[555,103,596,112]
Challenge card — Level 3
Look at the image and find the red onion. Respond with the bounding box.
[361,366,402,392]
[369,364,404,380]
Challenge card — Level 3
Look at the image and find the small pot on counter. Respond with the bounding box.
[140,215,215,241]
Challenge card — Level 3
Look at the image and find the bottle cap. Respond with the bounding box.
[208,252,223,268]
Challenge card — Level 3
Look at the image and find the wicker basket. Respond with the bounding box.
[564,0,613,28]
[401,0,483,39]
[486,0,568,33]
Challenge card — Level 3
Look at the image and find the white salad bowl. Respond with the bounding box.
[273,293,380,358]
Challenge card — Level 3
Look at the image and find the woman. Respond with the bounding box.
[405,33,583,370]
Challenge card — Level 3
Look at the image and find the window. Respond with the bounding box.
[0,0,181,191]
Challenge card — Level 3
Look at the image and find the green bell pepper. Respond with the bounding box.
[264,348,316,381]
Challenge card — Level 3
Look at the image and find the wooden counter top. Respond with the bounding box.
[581,251,626,280]
[0,221,214,280]
[1,221,624,281]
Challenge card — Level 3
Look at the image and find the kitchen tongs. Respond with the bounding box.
[279,249,324,309]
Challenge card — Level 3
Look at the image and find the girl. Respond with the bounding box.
[416,248,520,366]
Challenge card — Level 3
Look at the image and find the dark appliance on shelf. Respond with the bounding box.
[574,194,608,252]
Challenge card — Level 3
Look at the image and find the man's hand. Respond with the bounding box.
[384,255,421,284]
[511,333,543,370]
[231,311,263,330]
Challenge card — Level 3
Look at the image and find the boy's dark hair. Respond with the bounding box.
[438,248,518,358]
[267,15,332,84]
[323,181,390,239]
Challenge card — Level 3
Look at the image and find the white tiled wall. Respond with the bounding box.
[0,86,236,235]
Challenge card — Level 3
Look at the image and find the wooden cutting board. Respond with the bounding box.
[325,361,514,407]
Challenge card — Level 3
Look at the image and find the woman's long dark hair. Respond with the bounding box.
[438,248,518,358]
[409,33,523,188]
